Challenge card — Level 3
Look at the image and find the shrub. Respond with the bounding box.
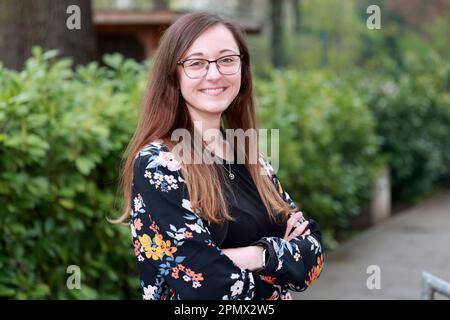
[255,70,386,248]
[0,47,147,299]
[356,52,450,202]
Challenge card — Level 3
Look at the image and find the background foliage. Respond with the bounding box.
[0,48,147,298]
[256,70,386,247]
[354,52,450,202]
[1,0,449,299]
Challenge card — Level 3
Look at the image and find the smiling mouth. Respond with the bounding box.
[199,87,228,96]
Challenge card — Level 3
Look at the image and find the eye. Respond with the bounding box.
[219,57,235,64]
[186,60,205,68]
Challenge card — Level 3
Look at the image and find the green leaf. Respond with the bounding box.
[0,285,16,298]
[42,49,59,60]
[58,199,74,210]
[103,53,124,70]
[30,284,51,298]
[75,157,95,175]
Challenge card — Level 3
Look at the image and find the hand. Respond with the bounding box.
[283,211,310,241]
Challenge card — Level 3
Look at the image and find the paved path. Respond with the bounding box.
[293,189,450,300]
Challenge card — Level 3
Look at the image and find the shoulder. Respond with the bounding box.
[134,139,182,173]
[131,141,198,217]
[135,139,170,161]
[133,139,185,193]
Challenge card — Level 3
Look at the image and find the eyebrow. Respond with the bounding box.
[184,49,239,60]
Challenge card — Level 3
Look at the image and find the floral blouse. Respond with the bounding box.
[129,139,324,300]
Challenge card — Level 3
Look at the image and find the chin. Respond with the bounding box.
[200,103,230,113]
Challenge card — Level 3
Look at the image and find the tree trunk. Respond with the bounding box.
[291,0,302,34]
[0,0,97,70]
[270,0,285,69]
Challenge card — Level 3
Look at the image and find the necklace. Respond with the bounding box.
[223,162,235,180]
[211,145,235,180]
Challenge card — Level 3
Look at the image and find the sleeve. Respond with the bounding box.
[130,145,257,300]
[251,155,325,292]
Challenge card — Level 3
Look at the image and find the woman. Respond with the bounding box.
[113,12,324,300]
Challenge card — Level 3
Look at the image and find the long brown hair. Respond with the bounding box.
[110,12,295,225]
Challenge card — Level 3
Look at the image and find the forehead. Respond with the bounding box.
[184,24,239,57]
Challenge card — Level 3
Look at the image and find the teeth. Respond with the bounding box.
[201,88,226,94]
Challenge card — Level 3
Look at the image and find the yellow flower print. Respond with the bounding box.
[154,233,177,257]
[139,234,152,247]
[146,246,165,260]
[139,234,164,260]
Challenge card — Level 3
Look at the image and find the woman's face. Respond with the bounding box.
[178,24,242,120]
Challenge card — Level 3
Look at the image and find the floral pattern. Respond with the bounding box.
[130,141,324,300]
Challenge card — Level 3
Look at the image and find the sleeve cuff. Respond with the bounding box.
[251,238,279,275]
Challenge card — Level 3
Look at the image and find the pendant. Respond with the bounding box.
[229,173,235,180]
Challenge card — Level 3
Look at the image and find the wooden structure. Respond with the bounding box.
[93,10,263,61]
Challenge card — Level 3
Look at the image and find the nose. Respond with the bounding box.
[205,62,222,80]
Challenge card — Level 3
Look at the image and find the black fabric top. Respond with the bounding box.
[209,157,286,249]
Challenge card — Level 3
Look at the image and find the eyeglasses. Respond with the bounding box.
[177,54,243,79]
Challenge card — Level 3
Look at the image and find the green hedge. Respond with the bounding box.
[255,70,386,248]
[0,48,147,299]
[355,52,450,202]
[2,47,445,299]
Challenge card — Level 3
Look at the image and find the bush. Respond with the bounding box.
[255,70,386,248]
[3,47,426,297]
[356,52,450,203]
[0,47,147,299]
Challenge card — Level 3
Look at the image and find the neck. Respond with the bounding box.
[189,114,231,161]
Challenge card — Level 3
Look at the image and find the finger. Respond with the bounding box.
[287,213,306,238]
[286,222,311,241]
[284,211,300,238]
[285,221,308,241]
[290,221,309,239]
[298,229,311,238]
[284,211,303,239]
